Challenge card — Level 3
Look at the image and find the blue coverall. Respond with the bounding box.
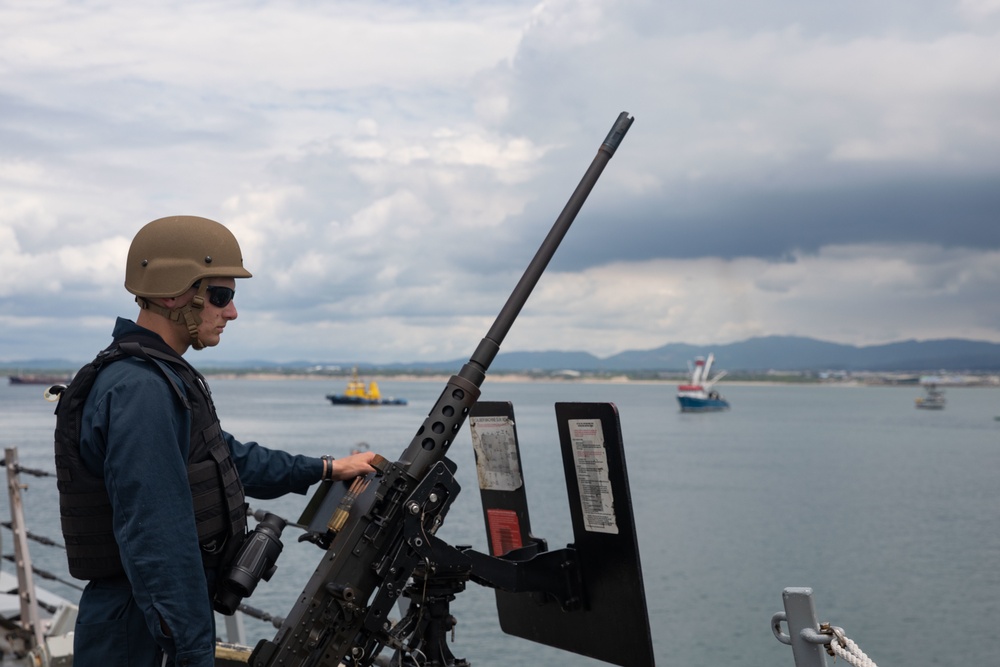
[73,318,325,667]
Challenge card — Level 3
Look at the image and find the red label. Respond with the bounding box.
[486,508,523,556]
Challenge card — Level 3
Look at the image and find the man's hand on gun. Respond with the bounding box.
[330,450,379,479]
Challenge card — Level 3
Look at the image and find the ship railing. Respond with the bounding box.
[3,446,49,656]
[1,446,291,660]
[772,587,878,667]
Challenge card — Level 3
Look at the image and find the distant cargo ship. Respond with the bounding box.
[8,374,72,386]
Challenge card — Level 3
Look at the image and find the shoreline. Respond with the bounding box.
[203,373,1000,387]
[207,372,789,384]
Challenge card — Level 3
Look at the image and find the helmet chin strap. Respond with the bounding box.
[135,282,210,350]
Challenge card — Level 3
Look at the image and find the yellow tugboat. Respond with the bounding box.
[325,368,407,406]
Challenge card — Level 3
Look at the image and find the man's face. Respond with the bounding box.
[194,277,238,348]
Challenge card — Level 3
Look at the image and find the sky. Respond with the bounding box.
[2,0,1000,365]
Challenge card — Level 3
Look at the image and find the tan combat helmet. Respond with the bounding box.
[125,216,252,349]
[126,215,252,297]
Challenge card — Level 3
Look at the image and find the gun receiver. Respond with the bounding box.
[249,112,634,667]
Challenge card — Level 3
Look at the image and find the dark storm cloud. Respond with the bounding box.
[540,170,1000,268]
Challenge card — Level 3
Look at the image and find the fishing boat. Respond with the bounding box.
[325,368,407,406]
[677,354,730,412]
[915,384,946,410]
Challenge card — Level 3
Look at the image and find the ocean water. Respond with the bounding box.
[2,377,999,666]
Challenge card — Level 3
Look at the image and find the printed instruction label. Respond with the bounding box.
[469,415,523,491]
[486,508,524,556]
[568,418,619,534]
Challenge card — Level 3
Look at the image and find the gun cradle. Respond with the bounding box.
[249,459,460,667]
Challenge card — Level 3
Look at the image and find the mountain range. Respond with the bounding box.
[387,336,1000,373]
[5,336,1000,374]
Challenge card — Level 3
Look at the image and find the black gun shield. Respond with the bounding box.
[469,401,655,667]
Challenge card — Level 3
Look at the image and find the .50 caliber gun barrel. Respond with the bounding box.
[397,111,634,480]
[250,111,633,667]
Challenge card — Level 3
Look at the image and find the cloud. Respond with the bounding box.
[2,1,999,363]
[193,243,1000,364]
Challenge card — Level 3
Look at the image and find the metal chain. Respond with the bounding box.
[11,463,56,478]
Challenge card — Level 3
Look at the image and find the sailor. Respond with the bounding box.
[54,216,378,667]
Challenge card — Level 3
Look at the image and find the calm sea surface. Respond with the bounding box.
[2,377,999,666]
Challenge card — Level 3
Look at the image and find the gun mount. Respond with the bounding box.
[249,112,638,667]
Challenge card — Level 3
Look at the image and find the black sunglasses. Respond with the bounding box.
[204,286,236,308]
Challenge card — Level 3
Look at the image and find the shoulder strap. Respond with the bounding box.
[53,332,204,412]
[117,341,191,410]
[51,342,127,414]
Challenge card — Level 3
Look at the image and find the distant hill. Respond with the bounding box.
[4,336,1000,373]
[600,336,1000,372]
[380,336,1000,372]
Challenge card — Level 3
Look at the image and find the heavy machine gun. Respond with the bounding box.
[249,112,637,667]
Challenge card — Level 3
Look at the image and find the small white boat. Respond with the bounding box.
[915,384,946,410]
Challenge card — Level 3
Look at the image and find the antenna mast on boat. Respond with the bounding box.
[702,354,727,389]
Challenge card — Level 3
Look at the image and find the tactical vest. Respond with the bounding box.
[53,334,248,580]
